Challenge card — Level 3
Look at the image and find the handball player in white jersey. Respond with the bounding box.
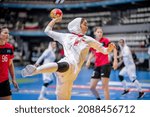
[35,41,57,100]
[118,39,145,99]
[22,16,115,100]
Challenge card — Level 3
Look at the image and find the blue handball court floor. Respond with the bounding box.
[11,66,150,100]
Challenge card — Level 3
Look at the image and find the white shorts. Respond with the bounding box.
[119,65,136,80]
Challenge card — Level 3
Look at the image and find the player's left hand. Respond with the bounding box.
[107,43,116,53]
[12,79,19,91]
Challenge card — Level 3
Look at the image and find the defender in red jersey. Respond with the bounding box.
[86,27,118,100]
[0,26,19,100]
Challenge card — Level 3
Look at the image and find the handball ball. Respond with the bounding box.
[50,8,63,19]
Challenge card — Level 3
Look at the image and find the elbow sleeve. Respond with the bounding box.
[44,26,52,35]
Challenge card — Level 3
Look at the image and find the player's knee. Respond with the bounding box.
[102,83,108,90]
[43,83,49,87]
[57,62,69,72]
[90,85,96,91]
[119,75,124,81]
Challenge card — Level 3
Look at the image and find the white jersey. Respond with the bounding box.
[119,44,136,79]
[35,48,56,65]
[45,26,106,69]
[43,18,110,99]
[121,45,135,67]
[44,26,106,82]
[119,45,138,82]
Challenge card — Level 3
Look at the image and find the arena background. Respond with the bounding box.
[0,0,150,100]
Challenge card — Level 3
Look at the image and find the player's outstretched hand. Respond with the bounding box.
[107,43,116,53]
[12,79,19,91]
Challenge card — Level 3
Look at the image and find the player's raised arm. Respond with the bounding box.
[44,9,64,44]
[86,36,115,54]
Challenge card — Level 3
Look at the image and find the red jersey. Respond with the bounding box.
[91,37,110,67]
[0,43,14,83]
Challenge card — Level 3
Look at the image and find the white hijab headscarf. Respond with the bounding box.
[119,38,127,50]
[48,42,52,50]
[67,17,83,35]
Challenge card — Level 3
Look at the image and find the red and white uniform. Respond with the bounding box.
[0,43,14,83]
[44,18,108,99]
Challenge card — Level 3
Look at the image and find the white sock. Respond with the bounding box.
[121,80,128,90]
[133,80,142,92]
[36,63,58,74]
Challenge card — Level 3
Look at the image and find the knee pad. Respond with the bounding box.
[131,77,137,83]
[57,62,69,72]
[43,83,49,87]
[132,79,136,83]
[119,75,124,81]
[129,76,137,83]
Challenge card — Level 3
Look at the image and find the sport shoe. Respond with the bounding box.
[122,89,130,96]
[137,92,145,99]
[96,97,101,100]
[21,65,36,77]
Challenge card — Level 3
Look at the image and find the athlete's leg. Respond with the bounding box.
[90,67,101,100]
[0,96,11,100]
[101,77,110,100]
[90,79,101,100]
[101,64,111,100]
[119,67,130,95]
[21,63,58,77]
[22,62,69,77]
[127,65,142,91]
[38,73,53,100]
[56,77,73,100]
[55,63,74,100]
[127,65,144,98]
[119,67,128,90]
